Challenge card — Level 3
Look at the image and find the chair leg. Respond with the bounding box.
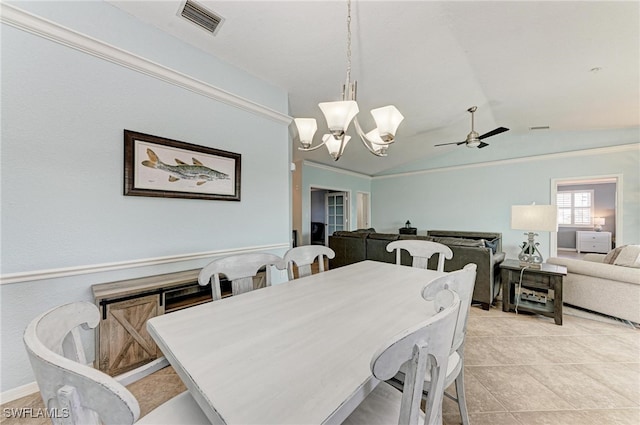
[455,371,470,425]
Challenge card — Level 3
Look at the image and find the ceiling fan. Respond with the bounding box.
[435,106,509,149]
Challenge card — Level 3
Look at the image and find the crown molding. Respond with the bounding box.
[0,3,292,125]
[373,143,640,180]
[0,243,290,285]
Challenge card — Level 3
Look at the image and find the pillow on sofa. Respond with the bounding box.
[612,245,640,268]
[603,246,625,264]
[483,238,499,254]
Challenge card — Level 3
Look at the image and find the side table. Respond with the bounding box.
[500,259,567,325]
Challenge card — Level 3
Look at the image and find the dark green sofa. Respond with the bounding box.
[329,229,505,309]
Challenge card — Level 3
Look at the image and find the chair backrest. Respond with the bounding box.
[198,252,283,300]
[23,302,140,425]
[371,288,460,425]
[421,263,477,353]
[282,245,336,280]
[386,240,454,271]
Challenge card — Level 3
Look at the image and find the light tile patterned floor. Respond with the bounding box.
[442,302,640,425]
[2,302,638,425]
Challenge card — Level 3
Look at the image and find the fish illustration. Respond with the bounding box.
[142,149,229,185]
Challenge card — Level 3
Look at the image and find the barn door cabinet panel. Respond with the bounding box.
[92,269,209,376]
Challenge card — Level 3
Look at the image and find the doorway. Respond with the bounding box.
[551,175,622,258]
[356,192,371,229]
[326,192,348,244]
[310,188,350,245]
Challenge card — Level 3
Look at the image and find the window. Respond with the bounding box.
[557,190,594,226]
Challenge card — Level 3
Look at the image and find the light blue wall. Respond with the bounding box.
[372,144,640,261]
[1,3,291,392]
[300,162,372,244]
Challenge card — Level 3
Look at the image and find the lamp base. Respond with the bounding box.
[518,232,544,269]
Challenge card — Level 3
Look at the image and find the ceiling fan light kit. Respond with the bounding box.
[294,0,404,161]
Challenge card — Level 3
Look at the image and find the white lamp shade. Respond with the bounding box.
[294,118,317,144]
[318,101,359,133]
[370,105,404,139]
[323,134,350,160]
[594,217,605,226]
[511,204,558,232]
[365,129,388,154]
[466,139,480,148]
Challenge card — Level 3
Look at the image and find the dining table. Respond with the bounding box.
[146,260,447,425]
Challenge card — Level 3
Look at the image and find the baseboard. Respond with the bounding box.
[0,381,39,404]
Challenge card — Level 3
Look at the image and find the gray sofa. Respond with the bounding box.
[329,229,505,309]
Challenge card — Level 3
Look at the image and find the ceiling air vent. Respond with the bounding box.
[179,0,224,35]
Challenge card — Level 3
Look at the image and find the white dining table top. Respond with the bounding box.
[147,260,446,425]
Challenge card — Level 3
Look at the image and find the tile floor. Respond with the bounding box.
[442,302,639,425]
[2,302,638,425]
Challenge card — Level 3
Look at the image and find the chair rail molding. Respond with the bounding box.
[0,2,292,125]
[0,243,290,285]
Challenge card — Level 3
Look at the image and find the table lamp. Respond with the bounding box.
[511,203,558,268]
[593,217,605,232]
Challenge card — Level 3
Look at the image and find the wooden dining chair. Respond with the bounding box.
[281,245,335,280]
[23,301,209,425]
[388,263,478,425]
[342,288,461,425]
[386,240,454,271]
[198,252,282,300]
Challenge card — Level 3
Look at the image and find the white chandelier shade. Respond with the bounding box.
[318,101,359,136]
[293,118,317,149]
[369,105,404,141]
[364,129,389,155]
[323,134,351,160]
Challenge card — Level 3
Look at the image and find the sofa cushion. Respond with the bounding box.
[333,231,369,239]
[612,245,640,268]
[431,236,485,248]
[368,233,400,241]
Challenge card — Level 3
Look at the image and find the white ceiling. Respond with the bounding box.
[107,1,639,175]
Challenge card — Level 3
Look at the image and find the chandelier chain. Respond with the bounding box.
[345,0,352,90]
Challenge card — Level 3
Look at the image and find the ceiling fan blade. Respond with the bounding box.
[434,141,462,147]
[477,142,489,149]
[478,127,509,140]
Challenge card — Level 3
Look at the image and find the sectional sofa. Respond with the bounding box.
[329,229,505,309]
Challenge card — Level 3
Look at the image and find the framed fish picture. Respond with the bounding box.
[124,130,241,201]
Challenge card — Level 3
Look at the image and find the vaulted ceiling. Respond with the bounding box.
[107,1,639,175]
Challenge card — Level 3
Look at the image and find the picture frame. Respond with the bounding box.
[124,130,241,201]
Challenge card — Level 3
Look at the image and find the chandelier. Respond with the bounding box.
[294,0,404,161]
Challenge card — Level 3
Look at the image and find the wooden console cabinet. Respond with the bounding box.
[93,269,212,376]
[93,268,266,376]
